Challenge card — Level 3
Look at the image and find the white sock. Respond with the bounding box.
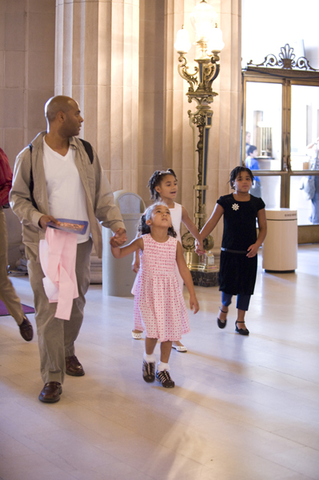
[157,361,170,372]
[143,352,156,363]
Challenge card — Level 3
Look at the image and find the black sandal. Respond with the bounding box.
[217,308,228,329]
[235,320,249,336]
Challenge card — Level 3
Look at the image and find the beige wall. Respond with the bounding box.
[0,0,55,161]
[0,0,55,266]
[2,0,241,267]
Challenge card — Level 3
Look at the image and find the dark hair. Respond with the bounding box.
[147,169,177,200]
[138,202,177,237]
[229,166,254,189]
[247,145,257,156]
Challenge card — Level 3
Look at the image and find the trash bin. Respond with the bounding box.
[102,190,145,296]
[262,208,298,272]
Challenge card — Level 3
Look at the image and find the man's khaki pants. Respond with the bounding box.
[27,238,92,384]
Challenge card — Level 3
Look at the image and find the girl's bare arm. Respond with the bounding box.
[196,204,224,253]
[181,206,200,241]
[247,208,267,257]
[111,237,143,259]
[176,242,199,313]
[131,232,141,272]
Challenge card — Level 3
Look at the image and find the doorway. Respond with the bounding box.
[242,53,319,243]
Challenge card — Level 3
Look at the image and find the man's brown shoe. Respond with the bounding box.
[19,316,33,342]
[65,355,85,376]
[39,382,62,403]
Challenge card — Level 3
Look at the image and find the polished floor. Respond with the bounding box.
[0,245,318,480]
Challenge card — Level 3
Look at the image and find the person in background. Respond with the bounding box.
[306,138,319,224]
[245,145,260,180]
[0,147,33,342]
[245,145,261,198]
[245,131,251,156]
[10,95,126,403]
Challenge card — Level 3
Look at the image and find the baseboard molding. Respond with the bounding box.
[298,225,319,244]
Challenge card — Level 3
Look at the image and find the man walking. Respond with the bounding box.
[10,96,126,403]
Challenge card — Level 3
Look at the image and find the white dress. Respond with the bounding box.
[169,202,183,290]
[169,202,182,243]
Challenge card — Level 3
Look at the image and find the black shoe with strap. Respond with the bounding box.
[235,320,250,336]
[217,307,228,329]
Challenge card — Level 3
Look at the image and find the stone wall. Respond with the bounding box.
[0,0,55,267]
[1,0,241,268]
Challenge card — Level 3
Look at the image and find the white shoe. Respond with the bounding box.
[172,344,187,353]
[132,330,143,340]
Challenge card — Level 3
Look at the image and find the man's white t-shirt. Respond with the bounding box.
[43,138,90,243]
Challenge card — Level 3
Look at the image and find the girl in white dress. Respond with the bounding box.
[132,169,200,352]
[111,203,199,388]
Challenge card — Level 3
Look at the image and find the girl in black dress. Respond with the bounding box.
[196,167,267,335]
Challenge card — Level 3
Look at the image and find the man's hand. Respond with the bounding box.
[39,215,58,230]
[110,228,127,248]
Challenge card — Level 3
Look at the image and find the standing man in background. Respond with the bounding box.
[0,147,33,342]
[10,96,126,403]
[245,145,262,198]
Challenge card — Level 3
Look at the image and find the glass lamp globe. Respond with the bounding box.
[174,26,191,53]
[207,25,225,52]
[190,0,217,43]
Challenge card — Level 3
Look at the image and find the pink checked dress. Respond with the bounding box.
[132,234,190,342]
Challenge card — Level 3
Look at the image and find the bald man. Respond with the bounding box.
[10,95,127,403]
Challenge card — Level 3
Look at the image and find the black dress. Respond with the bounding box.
[217,194,265,295]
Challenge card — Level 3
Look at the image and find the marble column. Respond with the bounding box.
[137,0,165,202]
[55,0,139,193]
[55,0,139,282]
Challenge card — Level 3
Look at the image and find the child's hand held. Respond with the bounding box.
[195,239,205,255]
[110,228,127,247]
[110,236,120,248]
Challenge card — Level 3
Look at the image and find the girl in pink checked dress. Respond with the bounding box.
[110,202,199,388]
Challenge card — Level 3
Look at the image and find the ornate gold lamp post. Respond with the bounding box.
[174,0,224,280]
